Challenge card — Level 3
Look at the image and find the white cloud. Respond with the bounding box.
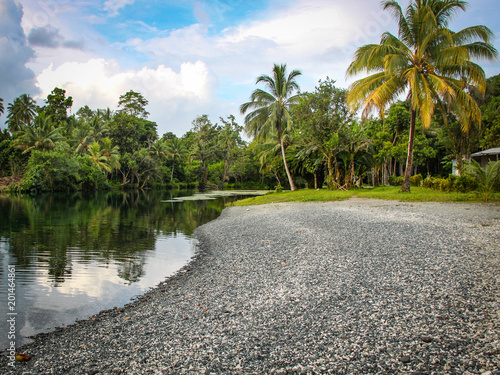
[103,0,135,17]
[35,58,218,135]
[128,0,392,95]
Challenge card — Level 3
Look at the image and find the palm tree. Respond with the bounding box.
[97,108,114,121]
[465,159,500,201]
[72,124,95,155]
[7,94,37,132]
[165,138,187,183]
[241,63,302,191]
[15,113,65,154]
[100,138,121,171]
[0,98,4,115]
[346,0,498,192]
[87,139,120,173]
[88,142,113,173]
[150,138,169,160]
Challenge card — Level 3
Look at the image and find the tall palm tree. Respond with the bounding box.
[7,94,37,132]
[346,0,498,192]
[165,138,187,183]
[241,63,302,191]
[15,113,65,154]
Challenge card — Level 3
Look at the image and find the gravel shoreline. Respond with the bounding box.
[2,199,500,374]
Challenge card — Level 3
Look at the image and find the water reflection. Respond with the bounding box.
[0,190,232,349]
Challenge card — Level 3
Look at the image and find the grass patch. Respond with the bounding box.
[231,186,499,206]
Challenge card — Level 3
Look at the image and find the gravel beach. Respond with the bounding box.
[2,199,500,374]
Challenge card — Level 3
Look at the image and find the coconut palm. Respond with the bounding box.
[88,139,120,173]
[97,108,114,121]
[88,142,113,173]
[15,113,65,154]
[241,63,302,191]
[100,138,121,171]
[6,94,37,132]
[165,138,187,183]
[150,138,169,161]
[346,0,498,192]
[72,124,95,155]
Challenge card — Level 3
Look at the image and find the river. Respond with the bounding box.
[0,189,260,349]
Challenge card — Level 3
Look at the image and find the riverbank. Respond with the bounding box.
[2,199,499,374]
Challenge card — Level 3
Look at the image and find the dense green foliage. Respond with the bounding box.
[346,0,498,192]
[1,72,499,196]
[1,1,499,198]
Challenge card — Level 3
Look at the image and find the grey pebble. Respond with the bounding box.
[1,199,499,374]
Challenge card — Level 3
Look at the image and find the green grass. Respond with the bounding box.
[231,186,499,206]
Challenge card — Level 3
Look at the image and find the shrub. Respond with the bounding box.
[20,150,81,193]
[439,178,451,192]
[410,174,423,187]
[77,156,110,191]
[389,175,404,186]
[451,174,478,193]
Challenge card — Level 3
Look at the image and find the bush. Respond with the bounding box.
[77,156,110,191]
[422,174,479,194]
[450,174,478,193]
[19,150,81,193]
[410,174,423,187]
[389,175,404,186]
[18,150,112,193]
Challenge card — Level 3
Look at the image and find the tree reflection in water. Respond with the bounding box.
[0,189,247,348]
[0,190,227,284]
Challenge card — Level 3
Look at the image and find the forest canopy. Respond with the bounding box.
[0,73,498,195]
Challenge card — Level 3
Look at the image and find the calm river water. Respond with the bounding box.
[0,190,249,349]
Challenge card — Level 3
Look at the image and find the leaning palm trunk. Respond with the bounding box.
[279,131,296,191]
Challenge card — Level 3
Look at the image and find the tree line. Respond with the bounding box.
[0,0,498,194]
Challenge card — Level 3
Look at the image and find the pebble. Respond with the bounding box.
[1,200,499,374]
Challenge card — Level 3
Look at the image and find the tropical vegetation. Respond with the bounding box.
[0,0,499,201]
[346,0,498,192]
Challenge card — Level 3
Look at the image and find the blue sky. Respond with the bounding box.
[1,0,499,136]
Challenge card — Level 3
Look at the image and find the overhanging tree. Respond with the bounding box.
[346,0,498,192]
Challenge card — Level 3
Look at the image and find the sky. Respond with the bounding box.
[1,0,499,137]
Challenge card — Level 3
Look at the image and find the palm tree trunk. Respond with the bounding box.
[402,109,417,192]
[170,160,175,183]
[279,133,297,191]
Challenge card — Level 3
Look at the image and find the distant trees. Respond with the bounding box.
[40,87,73,127]
[2,66,499,195]
[117,90,149,119]
[15,113,65,154]
[6,94,37,132]
[346,0,498,192]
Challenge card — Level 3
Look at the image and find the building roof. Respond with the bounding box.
[470,147,500,157]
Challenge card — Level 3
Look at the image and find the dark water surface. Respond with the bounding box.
[0,190,243,349]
